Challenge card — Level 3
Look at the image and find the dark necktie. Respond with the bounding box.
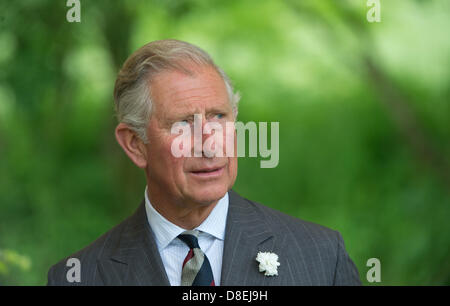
[178,230,215,286]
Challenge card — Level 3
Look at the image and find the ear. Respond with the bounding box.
[115,123,148,169]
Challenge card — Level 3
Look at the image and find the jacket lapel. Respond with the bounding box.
[220,190,275,285]
[98,201,170,286]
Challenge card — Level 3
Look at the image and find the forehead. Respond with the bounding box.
[150,65,230,117]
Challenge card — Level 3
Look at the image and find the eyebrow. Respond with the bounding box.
[168,105,231,119]
[206,106,230,114]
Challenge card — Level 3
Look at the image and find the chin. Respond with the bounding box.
[189,185,228,205]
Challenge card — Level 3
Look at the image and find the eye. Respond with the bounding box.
[176,118,190,126]
[216,113,224,119]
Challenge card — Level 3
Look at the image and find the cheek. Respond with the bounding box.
[147,135,182,168]
[163,136,187,172]
[228,157,238,179]
[146,124,187,182]
[223,125,237,156]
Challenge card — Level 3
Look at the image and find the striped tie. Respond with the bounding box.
[178,230,215,286]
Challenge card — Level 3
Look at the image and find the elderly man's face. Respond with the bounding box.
[144,65,237,205]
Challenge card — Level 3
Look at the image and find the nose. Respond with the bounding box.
[192,114,222,158]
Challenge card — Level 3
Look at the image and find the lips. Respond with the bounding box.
[191,166,222,173]
[189,165,225,178]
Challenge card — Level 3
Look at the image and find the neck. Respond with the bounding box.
[146,187,219,230]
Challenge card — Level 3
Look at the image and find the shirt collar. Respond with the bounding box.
[144,186,229,250]
[196,192,228,241]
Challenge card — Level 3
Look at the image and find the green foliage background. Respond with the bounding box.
[0,0,449,285]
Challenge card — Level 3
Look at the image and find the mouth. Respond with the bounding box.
[189,165,225,178]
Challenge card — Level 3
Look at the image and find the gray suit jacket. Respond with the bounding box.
[47,190,361,285]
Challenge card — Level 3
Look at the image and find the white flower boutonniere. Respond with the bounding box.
[256,251,280,276]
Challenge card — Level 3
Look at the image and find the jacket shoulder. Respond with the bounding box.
[242,195,340,246]
[46,209,134,286]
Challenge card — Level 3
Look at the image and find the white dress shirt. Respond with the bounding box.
[144,187,229,286]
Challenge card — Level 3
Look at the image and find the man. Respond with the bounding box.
[47,39,361,286]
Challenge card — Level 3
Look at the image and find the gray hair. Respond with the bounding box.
[113,39,241,143]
